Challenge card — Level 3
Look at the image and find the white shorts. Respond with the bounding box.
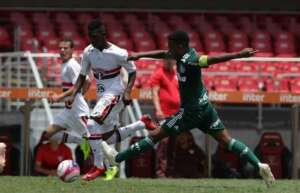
[53,109,89,138]
[90,93,124,134]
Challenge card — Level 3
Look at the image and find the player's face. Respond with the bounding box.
[59,41,73,62]
[168,40,184,59]
[88,29,106,49]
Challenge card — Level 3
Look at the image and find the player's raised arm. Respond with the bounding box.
[195,48,257,68]
[128,50,169,61]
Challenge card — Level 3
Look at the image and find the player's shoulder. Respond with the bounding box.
[106,42,128,57]
[83,44,95,54]
[66,58,80,69]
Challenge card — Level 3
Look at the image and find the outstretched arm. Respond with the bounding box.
[195,48,257,68]
[128,50,169,60]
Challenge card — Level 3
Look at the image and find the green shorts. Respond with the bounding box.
[161,102,225,135]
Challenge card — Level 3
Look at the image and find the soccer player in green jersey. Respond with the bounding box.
[102,30,275,187]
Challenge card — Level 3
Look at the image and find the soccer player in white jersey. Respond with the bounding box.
[39,39,91,151]
[66,20,156,181]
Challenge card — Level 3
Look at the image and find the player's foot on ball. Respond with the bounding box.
[103,166,118,181]
[259,163,275,187]
[0,143,6,173]
[81,166,105,181]
[141,115,157,130]
[101,141,119,166]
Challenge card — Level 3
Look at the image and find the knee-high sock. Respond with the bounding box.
[87,119,104,168]
[50,131,83,144]
[106,121,146,144]
[115,137,155,163]
[228,138,260,170]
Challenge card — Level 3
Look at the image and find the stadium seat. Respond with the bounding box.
[274,41,296,56]
[252,31,271,42]
[205,40,226,53]
[214,78,237,92]
[42,36,59,51]
[134,38,156,51]
[255,132,289,178]
[111,38,133,51]
[290,78,300,93]
[265,78,290,93]
[228,40,249,52]
[238,78,259,92]
[202,76,214,90]
[0,27,11,48]
[76,13,93,25]
[251,40,273,56]
[234,62,257,73]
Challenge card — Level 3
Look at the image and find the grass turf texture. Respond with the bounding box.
[0,177,299,193]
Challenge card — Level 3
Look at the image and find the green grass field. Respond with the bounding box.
[0,177,299,193]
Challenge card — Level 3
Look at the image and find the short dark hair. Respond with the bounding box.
[60,38,74,48]
[88,19,106,34]
[168,30,189,46]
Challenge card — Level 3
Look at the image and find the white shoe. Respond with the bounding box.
[259,163,275,187]
[0,143,6,173]
[101,141,119,166]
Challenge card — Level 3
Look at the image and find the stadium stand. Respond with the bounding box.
[1,11,300,92]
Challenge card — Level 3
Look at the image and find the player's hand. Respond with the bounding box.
[127,52,139,61]
[155,110,165,120]
[238,48,258,58]
[65,94,76,109]
[123,91,132,106]
[48,93,60,104]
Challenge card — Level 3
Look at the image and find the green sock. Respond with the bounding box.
[115,137,155,163]
[228,138,260,170]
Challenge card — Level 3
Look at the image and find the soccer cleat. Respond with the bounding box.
[0,143,6,173]
[101,141,119,166]
[81,166,106,181]
[140,115,157,130]
[259,163,275,187]
[103,166,118,181]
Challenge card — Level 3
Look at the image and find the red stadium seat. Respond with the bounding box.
[205,40,226,54]
[256,132,286,178]
[72,36,87,51]
[252,31,271,42]
[76,13,93,25]
[266,78,290,93]
[235,62,257,73]
[274,41,296,56]
[290,78,300,93]
[0,27,11,48]
[228,40,249,52]
[214,78,237,92]
[238,78,259,92]
[134,38,156,51]
[108,29,128,41]
[274,31,295,42]
[252,40,273,56]
[228,31,248,42]
[111,38,133,51]
[42,36,59,50]
[203,31,223,42]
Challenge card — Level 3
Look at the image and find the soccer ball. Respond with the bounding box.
[57,160,80,182]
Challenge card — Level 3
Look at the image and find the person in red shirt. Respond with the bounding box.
[35,139,72,176]
[149,58,179,177]
[149,58,179,120]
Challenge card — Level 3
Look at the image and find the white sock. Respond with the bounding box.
[106,121,145,144]
[50,131,83,144]
[87,119,104,168]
